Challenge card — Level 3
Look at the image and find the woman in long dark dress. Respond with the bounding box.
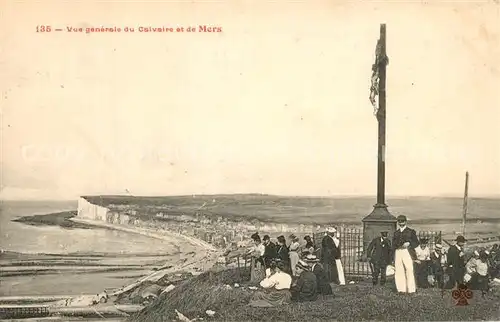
[276,235,292,275]
[248,233,266,285]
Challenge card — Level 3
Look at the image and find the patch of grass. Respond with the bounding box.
[132,268,251,321]
[133,268,500,322]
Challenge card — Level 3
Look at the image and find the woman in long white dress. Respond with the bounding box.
[289,235,301,277]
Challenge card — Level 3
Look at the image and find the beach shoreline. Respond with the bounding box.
[1,211,221,297]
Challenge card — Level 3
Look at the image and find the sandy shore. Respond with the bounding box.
[70,217,217,252]
[1,212,221,297]
[68,217,221,294]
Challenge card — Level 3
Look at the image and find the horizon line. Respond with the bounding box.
[2,192,500,202]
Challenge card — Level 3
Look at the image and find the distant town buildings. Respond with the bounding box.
[78,196,359,252]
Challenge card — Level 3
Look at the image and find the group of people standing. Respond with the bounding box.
[246,228,347,307]
[244,216,499,306]
[247,229,346,285]
[366,214,499,294]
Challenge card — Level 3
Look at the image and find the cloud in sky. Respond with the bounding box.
[1,1,499,199]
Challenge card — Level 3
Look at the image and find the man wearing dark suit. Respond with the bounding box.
[262,235,277,268]
[321,227,339,284]
[446,235,467,289]
[304,254,333,296]
[429,243,447,289]
[367,231,392,286]
[392,215,419,293]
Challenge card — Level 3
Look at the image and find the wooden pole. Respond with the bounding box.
[462,171,469,236]
[376,24,387,206]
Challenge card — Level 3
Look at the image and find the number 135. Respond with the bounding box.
[36,25,52,32]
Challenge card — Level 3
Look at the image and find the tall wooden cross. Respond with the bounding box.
[362,24,396,252]
[376,24,388,208]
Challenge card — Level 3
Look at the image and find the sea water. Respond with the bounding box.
[0,200,175,255]
[0,200,182,296]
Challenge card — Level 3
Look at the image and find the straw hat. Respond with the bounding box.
[296,260,309,270]
[304,254,320,263]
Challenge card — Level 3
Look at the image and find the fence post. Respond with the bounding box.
[237,255,241,279]
[345,228,350,277]
[356,229,360,276]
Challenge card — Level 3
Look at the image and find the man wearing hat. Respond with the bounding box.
[446,235,467,288]
[290,260,318,302]
[321,227,340,284]
[366,231,392,286]
[429,242,447,288]
[392,215,419,293]
[304,254,333,295]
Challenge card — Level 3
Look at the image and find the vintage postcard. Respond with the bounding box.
[1,0,499,321]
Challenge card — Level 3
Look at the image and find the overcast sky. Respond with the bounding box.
[1,1,499,200]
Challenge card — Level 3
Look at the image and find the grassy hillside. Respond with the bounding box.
[133,267,500,322]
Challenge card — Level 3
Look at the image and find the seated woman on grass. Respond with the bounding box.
[248,261,292,308]
[304,254,333,296]
[290,260,318,302]
[465,250,490,294]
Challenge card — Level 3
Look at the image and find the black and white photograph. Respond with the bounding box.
[1,1,499,321]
